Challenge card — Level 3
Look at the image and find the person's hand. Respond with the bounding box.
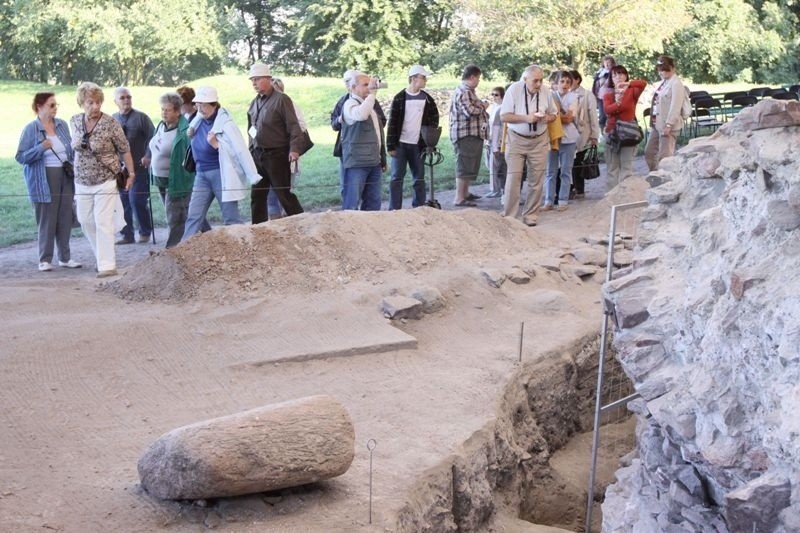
[207,132,219,149]
[562,110,574,123]
[187,126,195,138]
[544,113,557,123]
[617,81,630,90]
[41,138,53,150]
[663,125,673,136]
[388,150,396,157]
[590,137,598,146]
[288,151,299,162]
[125,175,134,191]
[141,155,150,168]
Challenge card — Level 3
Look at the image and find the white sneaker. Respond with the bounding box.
[58,259,83,268]
[39,262,53,272]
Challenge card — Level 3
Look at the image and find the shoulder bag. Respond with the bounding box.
[611,119,644,147]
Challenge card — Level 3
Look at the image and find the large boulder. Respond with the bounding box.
[138,395,355,499]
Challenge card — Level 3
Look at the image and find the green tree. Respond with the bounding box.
[666,0,784,83]
[447,0,690,79]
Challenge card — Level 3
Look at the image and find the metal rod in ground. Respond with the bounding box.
[367,439,377,524]
[518,322,524,363]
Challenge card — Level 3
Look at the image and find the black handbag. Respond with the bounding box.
[610,119,644,147]
[296,129,314,156]
[182,144,196,172]
[115,167,129,189]
[575,145,601,181]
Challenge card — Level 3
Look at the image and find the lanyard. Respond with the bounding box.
[524,89,539,132]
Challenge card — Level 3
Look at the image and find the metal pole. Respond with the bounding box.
[518,321,524,363]
[585,201,647,532]
[367,439,377,524]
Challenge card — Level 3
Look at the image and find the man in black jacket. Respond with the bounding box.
[385,65,439,209]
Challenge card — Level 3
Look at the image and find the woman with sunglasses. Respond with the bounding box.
[16,92,81,272]
[644,55,687,170]
[70,82,135,278]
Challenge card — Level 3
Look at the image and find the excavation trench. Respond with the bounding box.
[391,334,635,532]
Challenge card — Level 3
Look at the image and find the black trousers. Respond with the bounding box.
[251,146,303,224]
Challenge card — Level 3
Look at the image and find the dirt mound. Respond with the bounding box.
[108,207,559,303]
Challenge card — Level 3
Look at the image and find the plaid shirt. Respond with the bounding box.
[449,82,488,142]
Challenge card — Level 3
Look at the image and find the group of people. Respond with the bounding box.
[16,55,687,274]
[16,63,308,276]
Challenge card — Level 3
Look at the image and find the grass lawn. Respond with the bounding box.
[0,74,762,247]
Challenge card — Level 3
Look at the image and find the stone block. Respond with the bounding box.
[138,395,355,500]
[724,472,791,533]
[605,272,652,294]
[526,289,573,313]
[612,292,652,329]
[767,199,800,231]
[536,257,562,272]
[570,246,607,266]
[382,295,424,319]
[646,182,682,204]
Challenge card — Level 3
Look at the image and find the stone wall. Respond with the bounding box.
[601,100,800,532]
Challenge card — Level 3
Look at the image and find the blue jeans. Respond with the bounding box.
[389,142,425,209]
[545,143,577,205]
[182,167,241,241]
[342,165,382,211]
[119,171,152,239]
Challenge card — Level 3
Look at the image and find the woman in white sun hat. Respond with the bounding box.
[181,86,261,241]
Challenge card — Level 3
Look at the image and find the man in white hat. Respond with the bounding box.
[246,62,304,224]
[385,65,439,209]
[330,68,387,200]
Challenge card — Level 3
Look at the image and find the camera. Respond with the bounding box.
[370,78,388,90]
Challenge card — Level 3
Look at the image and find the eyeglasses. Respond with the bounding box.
[48,103,59,109]
[81,133,90,150]
[491,93,501,97]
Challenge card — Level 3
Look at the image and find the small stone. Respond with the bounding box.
[203,511,222,529]
[409,286,445,313]
[571,247,607,266]
[535,258,562,272]
[480,269,506,288]
[505,268,530,284]
[646,183,682,204]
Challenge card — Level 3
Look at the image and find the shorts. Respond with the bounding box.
[454,136,484,180]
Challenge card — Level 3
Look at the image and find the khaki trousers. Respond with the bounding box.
[644,128,677,171]
[502,131,549,220]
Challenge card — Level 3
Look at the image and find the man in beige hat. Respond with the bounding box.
[246,62,304,223]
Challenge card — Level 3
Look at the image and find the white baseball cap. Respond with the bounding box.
[193,86,219,103]
[408,65,431,77]
[248,63,271,79]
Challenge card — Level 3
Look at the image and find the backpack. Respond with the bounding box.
[680,86,692,119]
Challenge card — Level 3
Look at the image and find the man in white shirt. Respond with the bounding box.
[340,72,386,210]
[500,64,557,226]
[386,65,440,209]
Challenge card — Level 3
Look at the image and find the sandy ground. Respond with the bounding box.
[0,159,648,533]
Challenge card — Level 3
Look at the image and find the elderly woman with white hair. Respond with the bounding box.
[70,82,134,277]
[148,92,195,247]
[181,86,261,241]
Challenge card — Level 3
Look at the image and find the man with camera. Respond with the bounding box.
[340,72,387,210]
[385,65,439,210]
[449,64,489,207]
[112,87,154,244]
[247,62,305,224]
[331,70,387,202]
[499,64,557,226]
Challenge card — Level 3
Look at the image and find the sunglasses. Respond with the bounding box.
[81,133,90,150]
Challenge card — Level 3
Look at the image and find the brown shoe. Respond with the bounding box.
[137,234,151,244]
[96,269,118,278]
[523,217,538,227]
[556,205,568,212]
[115,237,134,245]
